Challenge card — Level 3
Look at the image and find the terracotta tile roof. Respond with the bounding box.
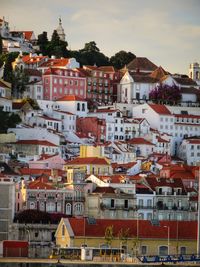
[38,115,61,122]
[98,66,116,73]
[150,66,169,80]
[156,136,169,143]
[145,176,186,192]
[19,168,64,176]
[68,218,197,239]
[23,31,34,40]
[23,55,48,64]
[181,86,200,94]
[28,177,54,190]
[127,57,158,72]
[127,138,154,146]
[12,102,25,109]
[187,139,200,144]
[53,110,74,115]
[65,157,109,165]
[95,109,118,113]
[94,174,124,183]
[15,140,58,147]
[38,154,58,160]
[40,58,69,68]
[112,161,137,169]
[92,187,116,193]
[56,95,86,102]
[148,104,171,115]
[131,74,158,83]
[174,114,200,119]
[173,76,197,86]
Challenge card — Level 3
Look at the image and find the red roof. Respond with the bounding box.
[40,58,69,68]
[95,109,118,113]
[127,138,154,146]
[68,218,197,239]
[19,168,64,176]
[156,136,169,143]
[148,104,171,115]
[28,175,54,190]
[145,176,186,192]
[38,115,61,122]
[93,187,116,193]
[187,139,200,144]
[0,80,11,89]
[174,114,200,119]
[56,95,86,102]
[66,157,109,165]
[23,31,34,40]
[15,140,57,147]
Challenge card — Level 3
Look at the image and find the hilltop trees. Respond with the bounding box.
[0,107,21,133]
[110,50,136,69]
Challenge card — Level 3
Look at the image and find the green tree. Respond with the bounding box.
[46,30,68,58]
[110,50,136,69]
[118,228,130,252]
[78,41,109,66]
[10,67,29,98]
[0,107,21,133]
[3,52,19,82]
[37,31,49,55]
[0,34,2,55]
[104,225,114,247]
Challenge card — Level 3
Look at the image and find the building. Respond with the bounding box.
[77,117,106,143]
[189,62,200,85]
[43,68,86,101]
[55,217,197,256]
[0,79,12,112]
[0,175,15,241]
[178,138,200,166]
[55,18,66,41]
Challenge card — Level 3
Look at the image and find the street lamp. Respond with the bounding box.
[164,226,170,255]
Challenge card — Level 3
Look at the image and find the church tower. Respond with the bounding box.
[189,62,200,85]
[56,17,66,41]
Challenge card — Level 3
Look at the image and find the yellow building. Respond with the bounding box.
[55,217,197,256]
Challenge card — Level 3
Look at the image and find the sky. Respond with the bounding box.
[1,0,200,74]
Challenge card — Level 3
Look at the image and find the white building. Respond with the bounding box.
[189,62,200,86]
[53,110,76,133]
[119,71,157,104]
[178,138,200,166]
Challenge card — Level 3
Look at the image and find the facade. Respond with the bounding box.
[178,138,200,166]
[76,117,106,143]
[43,68,86,101]
[78,66,120,105]
[0,176,15,241]
[55,217,197,256]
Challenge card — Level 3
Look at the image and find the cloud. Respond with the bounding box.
[1,0,200,73]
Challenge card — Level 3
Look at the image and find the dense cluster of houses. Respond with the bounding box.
[0,16,200,259]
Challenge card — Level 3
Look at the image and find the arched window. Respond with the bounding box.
[82,103,85,111]
[30,202,35,209]
[77,103,80,111]
[74,203,83,215]
[66,203,71,215]
[159,246,168,256]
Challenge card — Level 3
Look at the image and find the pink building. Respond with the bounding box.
[43,68,86,100]
[76,117,106,143]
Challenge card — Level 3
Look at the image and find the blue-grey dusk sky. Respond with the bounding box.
[1,0,200,74]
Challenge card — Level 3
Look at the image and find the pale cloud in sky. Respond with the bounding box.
[1,0,200,74]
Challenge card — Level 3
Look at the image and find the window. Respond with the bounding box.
[138,199,143,208]
[111,199,115,208]
[77,103,80,111]
[141,245,147,255]
[82,103,85,111]
[180,246,186,255]
[124,199,128,209]
[159,246,168,256]
[62,224,65,236]
[147,199,152,207]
